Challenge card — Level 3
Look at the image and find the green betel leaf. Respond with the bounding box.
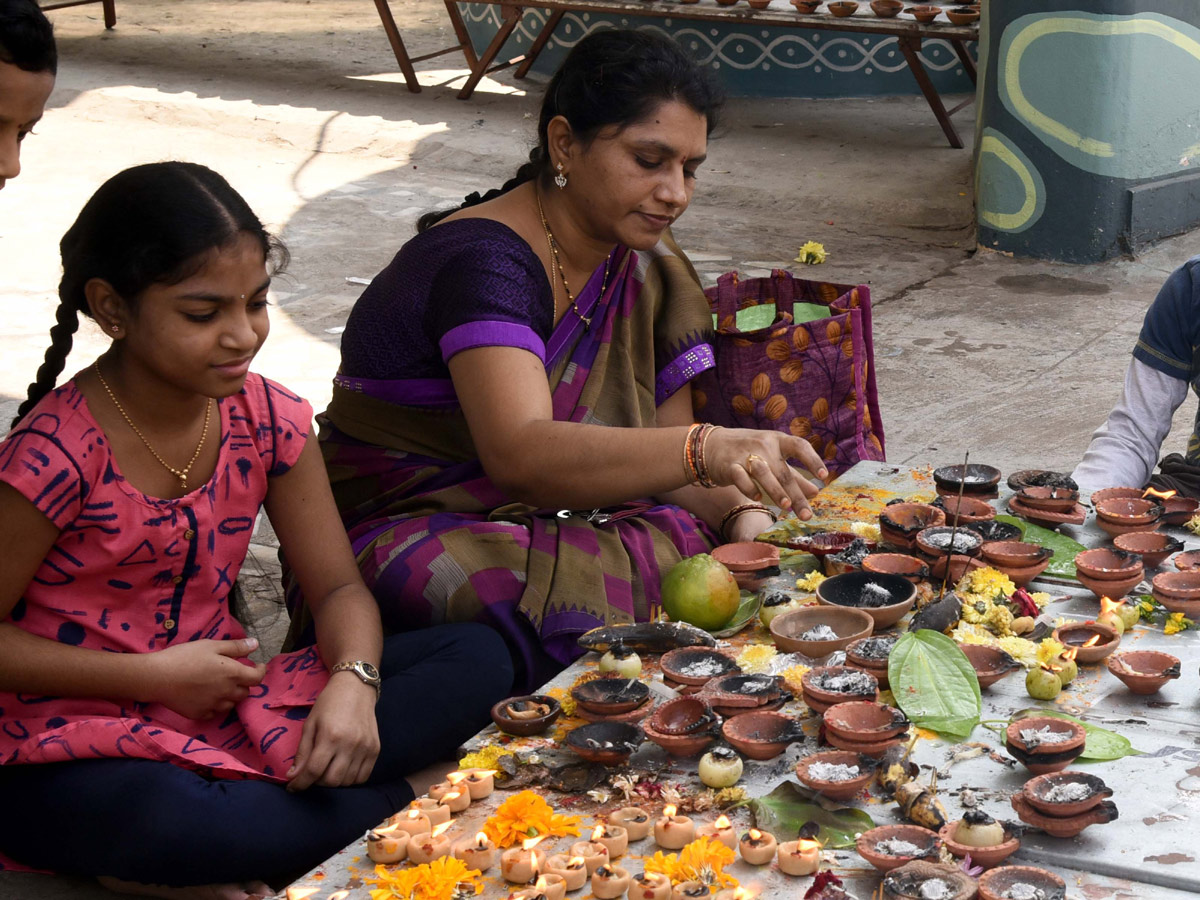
[1011,709,1143,761]
[889,631,981,740]
[994,515,1084,578]
[745,781,875,848]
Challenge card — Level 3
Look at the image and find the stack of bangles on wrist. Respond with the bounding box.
[683,422,720,488]
[719,502,777,541]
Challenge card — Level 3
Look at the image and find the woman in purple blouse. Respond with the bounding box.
[295,31,828,688]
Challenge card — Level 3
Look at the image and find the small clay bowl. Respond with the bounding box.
[1152,570,1200,616]
[824,728,906,757]
[944,6,978,24]
[642,698,718,757]
[905,4,942,23]
[1074,547,1143,579]
[660,647,739,687]
[769,606,874,657]
[914,526,983,560]
[491,694,561,736]
[824,700,909,741]
[1005,717,1086,775]
[1017,485,1079,513]
[1175,549,1200,571]
[883,862,978,900]
[792,0,821,11]
[1160,495,1200,525]
[1052,622,1120,663]
[989,555,1053,588]
[1094,496,1163,525]
[565,722,644,765]
[929,553,986,583]
[815,571,917,629]
[855,824,941,872]
[1010,793,1119,838]
[978,865,1066,900]
[1107,650,1181,695]
[572,677,650,716]
[1022,771,1113,816]
[1076,570,1143,600]
[703,673,788,718]
[938,494,996,524]
[958,643,1022,689]
[934,463,1002,494]
[721,710,805,761]
[711,541,780,573]
[1113,531,1183,568]
[862,553,929,584]
[802,665,879,714]
[1009,470,1077,493]
[788,532,859,558]
[827,0,858,14]
[879,503,945,550]
[845,634,897,678]
[869,0,901,16]
[980,540,1052,569]
[1090,486,1143,507]
[795,750,875,800]
[938,821,1019,869]
[964,519,1023,543]
[746,0,771,8]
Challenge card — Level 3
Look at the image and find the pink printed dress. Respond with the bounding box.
[0,373,329,783]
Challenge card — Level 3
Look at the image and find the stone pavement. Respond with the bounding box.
[1,0,1197,895]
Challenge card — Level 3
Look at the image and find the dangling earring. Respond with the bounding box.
[554,163,567,190]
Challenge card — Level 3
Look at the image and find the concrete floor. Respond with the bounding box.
[1,0,1198,895]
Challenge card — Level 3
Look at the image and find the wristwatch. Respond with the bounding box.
[330,660,382,698]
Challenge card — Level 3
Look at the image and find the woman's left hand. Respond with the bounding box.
[725,510,776,544]
[286,675,380,791]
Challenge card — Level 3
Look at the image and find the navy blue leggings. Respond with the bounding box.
[0,624,513,887]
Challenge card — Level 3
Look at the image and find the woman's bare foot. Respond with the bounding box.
[98,876,274,900]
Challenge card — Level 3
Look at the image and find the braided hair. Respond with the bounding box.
[12,162,286,427]
[416,29,723,232]
[0,0,56,74]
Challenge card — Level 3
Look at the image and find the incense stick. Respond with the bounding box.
[939,451,970,600]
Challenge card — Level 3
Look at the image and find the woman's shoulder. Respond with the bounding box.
[403,217,541,273]
[232,374,314,475]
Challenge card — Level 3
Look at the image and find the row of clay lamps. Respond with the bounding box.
[365,768,497,866]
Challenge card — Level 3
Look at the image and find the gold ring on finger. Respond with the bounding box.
[745,454,763,470]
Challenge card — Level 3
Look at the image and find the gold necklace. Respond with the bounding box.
[93,361,212,491]
[536,189,611,331]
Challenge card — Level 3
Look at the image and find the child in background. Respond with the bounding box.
[0,161,512,899]
[0,0,55,190]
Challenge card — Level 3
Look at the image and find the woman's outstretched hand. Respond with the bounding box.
[705,429,828,518]
[150,638,266,720]
[286,674,381,791]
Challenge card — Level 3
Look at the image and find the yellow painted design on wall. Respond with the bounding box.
[1004,16,1200,158]
[977,131,1042,233]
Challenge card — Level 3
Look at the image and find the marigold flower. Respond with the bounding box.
[1164,611,1194,635]
[795,241,827,265]
[644,837,738,889]
[735,644,778,674]
[483,790,580,848]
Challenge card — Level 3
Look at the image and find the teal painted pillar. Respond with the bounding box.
[975,1,1200,262]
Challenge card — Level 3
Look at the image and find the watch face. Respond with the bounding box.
[358,662,381,682]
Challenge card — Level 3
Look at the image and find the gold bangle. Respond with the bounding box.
[719,502,777,541]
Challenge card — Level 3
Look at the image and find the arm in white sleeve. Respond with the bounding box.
[1072,358,1190,496]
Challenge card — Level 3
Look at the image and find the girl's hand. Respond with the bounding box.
[286,674,381,791]
[149,638,266,720]
[724,509,776,544]
[705,429,828,519]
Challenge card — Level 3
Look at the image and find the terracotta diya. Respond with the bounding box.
[914,526,983,561]
[977,865,1065,900]
[802,665,879,714]
[1113,531,1183,568]
[769,606,873,658]
[934,462,1001,495]
[862,552,929,584]
[1089,486,1142,507]
[944,6,978,24]
[928,553,985,583]
[795,750,875,800]
[1072,547,1143,599]
[815,570,917,629]
[936,493,996,524]
[1052,621,1120,663]
[827,0,859,15]
[491,694,561,736]
[822,700,908,756]
[869,0,902,17]
[1021,771,1113,817]
[979,540,1053,587]
[882,861,977,900]
[1160,494,1200,525]
[711,541,780,591]
[565,722,644,766]
[957,643,1022,689]
[879,502,945,550]
[855,824,941,872]
[1004,717,1085,774]
[659,647,739,692]
[845,633,898,688]
[720,710,806,760]
[788,531,860,558]
[1017,485,1079,513]
[1007,494,1086,528]
[964,519,1022,543]
[791,0,821,11]
[1151,570,1200,617]
[642,697,720,756]
[1093,496,1163,537]
[571,677,651,717]
[1174,549,1200,571]
[702,672,789,718]
[1107,650,1181,694]
[1010,791,1118,838]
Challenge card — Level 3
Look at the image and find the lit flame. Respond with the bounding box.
[1063,647,1079,663]
[1100,596,1125,617]
[748,829,763,841]
[469,769,498,779]
[372,822,401,836]
[1041,662,1063,673]
[328,892,350,900]
[475,832,489,849]
[662,805,678,818]
[446,771,468,785]
[441,791,462,804]
[592,824,606,841]
[734,889,755,900]
[536,876,549,890]
[714,815,731,829]
[284,890,319,900]
[407,808,423,820]
[523,836,547,851]
[568,856,586,868]
[1143,487,1177,501]
[432,821,453,838]
[797,838,821,851]
[1082,634,1102,648]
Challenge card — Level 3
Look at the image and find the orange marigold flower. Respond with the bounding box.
[483,790,581,848]
[367,858,482,900]
[643,837,738,891]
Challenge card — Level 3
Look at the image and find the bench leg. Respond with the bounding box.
[101,0,115,28]
[514,9,563,79]
[373,0,423,93]
[442,0,480,70]
[898,35,963,149]
[951,38,977,86]
[456,4,524,100]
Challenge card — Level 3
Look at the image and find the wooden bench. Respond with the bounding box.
[39,0,116,29]
[375,0,978,147]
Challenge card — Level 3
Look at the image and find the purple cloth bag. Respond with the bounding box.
[691,270,886,477]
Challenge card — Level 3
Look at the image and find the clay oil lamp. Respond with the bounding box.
[777,835,822,876]
[1052,621,1120,664]
[928,553,985,584]
[533,874,567,900]
[904,5,943,24]
[791,0,821,12]
[936,493,996,524]
[454,832,497,872]
[1143,486,1199,525]
[544,855,588,891]
[769,606,874,659]
[855,824,941,872]
[1022,771,1113,817]
[738,828,777,865]
[862,552,929,586]
[964,519,1023,543]
[565,722,643,766]
[1017,485,1079,514]
[826,537,876,576]
[1008,493,1085,528]
[695,814,737,850]
[944,6,978,23]
[1072,547,1144,599]
[845,633,898,688]
[979,540,1054,587]
[568,837,610,875]
[642,697,719,757]
[801,665,879,714]
[570,676,651,722]
[609,807,652,841]
[1010,789,1119,838]
[915,526,982,563]
[1004,717,1086,775]
[1113,531,1183,568]
[408,822,454,865]
[869,0,902,16]
[1175,549,1200,571]
[711,541,780,591]
[438,789,470,814]
[957,643,1022,689]
[391,807,433,837]
[653,805,695,850]
[703,672,788,718]
[721,710,807,760]
[978,866,1066,900]
[591,865,632,900]
[1151,570,1200,617]
[459,768,496,800]
[1090,486,1143,507]
[491,694,561,737]
[410,796,452,827]
[590,823,629,858]
[816,570,917,629]
[1107,649,1181,694]
[1094,496,1163,537]
[671,881,711,900]
[827,0,859,15]
[502,843,546,889]
[789,533,870,576]
[630,872,671,900]
[659,647,740,693]
[822,701,909,756]
[879,502,945,550]
[938,810,1019,868]
[795,750,875,800]
[934,462,1002,496]
[746,0,771,9]
[365,822,409,864]
[881,861,978,900]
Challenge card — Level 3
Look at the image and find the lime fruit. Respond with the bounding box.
[661,554,740,631]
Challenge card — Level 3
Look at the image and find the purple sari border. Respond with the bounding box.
[333,374,460,409]
[546,246,630,369]
[655,343,716,406]
[440,321,546,364]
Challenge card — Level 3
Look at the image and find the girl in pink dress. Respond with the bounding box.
[0,162,513,899]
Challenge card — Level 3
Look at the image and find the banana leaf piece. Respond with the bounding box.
[1010,709,1143,761]
[744,781,875,848]
[994,514,1084,579]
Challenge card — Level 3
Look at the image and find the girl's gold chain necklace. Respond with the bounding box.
[93,361,212,491]
[536,190,610,331]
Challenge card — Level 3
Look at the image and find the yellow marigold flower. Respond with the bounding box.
[1165,611,1195,635]
[995,635,1038,668]
[483,790,581,848]
[850,522,881,542]
[458,745,514,774]
[781,663,811,694]
[984,604,1014,635]
[795,241,827,265]
[736,644,778,674]
[1036,638,1066,668]
[367,858,482,900]
[712,787,748,807]
[795,571,827,592]
[369,865,425,900]
[957,566,1016,602]
[1029,591,1052,608]
[1186,513,1200,536]
[645,837,738,889]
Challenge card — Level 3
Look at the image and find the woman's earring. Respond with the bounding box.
[110,324,120,333]
[555,163,567,190]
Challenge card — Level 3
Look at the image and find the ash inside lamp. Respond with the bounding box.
[811,669,877,694]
